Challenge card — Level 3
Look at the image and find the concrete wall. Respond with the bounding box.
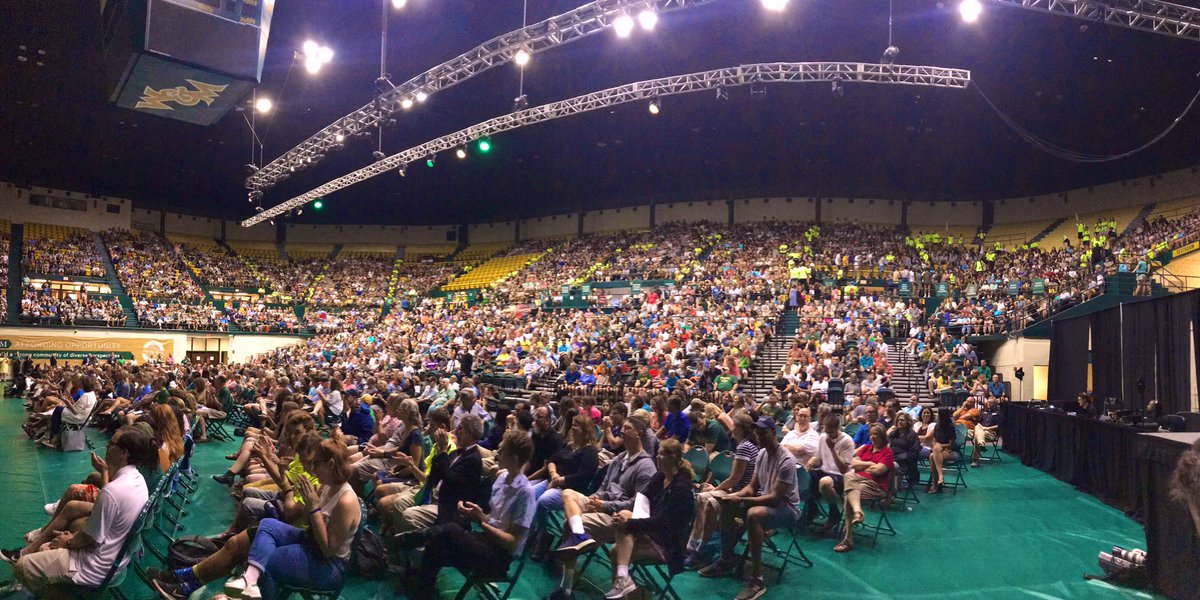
[227,334,304,362]
[907,200,983,226]
[734,197,817,223]
[519,213,577,240]
[823,198,901,224]
[469,221,517,244]
[165,212,222,239]
[226,219,274,242]
[994,167,1200,224]
[988,337,1051,401]
[0,183,132,231]
[659,200,726,225]
[583,206,650,233]
[287,224,405,245]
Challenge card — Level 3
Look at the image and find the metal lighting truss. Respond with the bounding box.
[993,0,1200,42]
[242,62,971,226]
[245,0,718,193]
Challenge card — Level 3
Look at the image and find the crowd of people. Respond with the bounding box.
[308,257,394,308]
[177,243,264,290]
[136,299,228,331]
[104,229,206,303]
[23,229,104,277]
[20,284,126,326]
[224,303,304,334]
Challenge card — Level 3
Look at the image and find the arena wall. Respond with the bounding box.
[907,200,984,226]
[288,223,407,245]
[227,334,305,362]
[989,337,1050,402]
[732,197,818,223]
[0,183,132,231]
[823,198,902,224]
[659,200,729,224]
[583,205,650,233]
[520,213,578,240]
[469,221,518,244]
[165,211,222,239]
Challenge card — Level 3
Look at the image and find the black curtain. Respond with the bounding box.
[1049,315,1090,403]
[1090,305,1123,407]
[1121,300,1159,411]
[1154,291,1199,415]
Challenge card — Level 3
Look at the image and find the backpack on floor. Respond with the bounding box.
[169,535,221,570]
[348,501,387,577]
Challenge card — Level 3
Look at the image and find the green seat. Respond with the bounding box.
[707,451,735,486]
[684,446,710,483]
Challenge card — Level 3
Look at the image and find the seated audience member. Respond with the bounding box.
[987,375,1007,402]
[834,424,894,553]
[698,417,800,600]
[603,438,696,600]
[600,403,627,458]
[350,398,423,492]
[800,413,854,529]
[656,395,691,443]
[687,409,731,457]
[395,413,485,533]
[546,415,657,600]
[853,403,880,447]
[452,389,490,429]
[375,408,451,534]
[953,398,980,432]
[888,412,922,488]
[901,394,923,419]
[926,407,957,494]
[7,427,158,595]
[684,414,758,569]
[339,393,376,445]
[529,415,600,559]
[529,406,565,476]
[970,397,1001,467]
[394,430,536,600]
[152,435,360,600]
[781,406,819,465]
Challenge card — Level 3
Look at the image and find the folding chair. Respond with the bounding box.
[453,543,530,600]
[754,469,814,582]
[849,471,898,548]
[684,446,709,484]
[941,424,969,494]
[630,562,681,600]
[707,451,734,486]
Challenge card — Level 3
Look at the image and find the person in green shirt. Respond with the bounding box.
[687,411,730,457]
[977,360,993,382]
[714,369,739,393]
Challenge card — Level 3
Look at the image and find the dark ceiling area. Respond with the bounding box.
[4,0,1200,225]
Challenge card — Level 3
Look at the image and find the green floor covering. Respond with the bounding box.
[0,394,1161,600]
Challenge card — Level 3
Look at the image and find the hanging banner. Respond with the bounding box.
[0,334,175,362]
[936,282,949,298]
[898,280,912,297]
[1008,281,1021,296]
[1033,278,1046,295]
[966,284,978,298]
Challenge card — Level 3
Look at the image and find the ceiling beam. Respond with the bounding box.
[241,62,971,227]
[992,0,1200,42]
[244,0,719,195]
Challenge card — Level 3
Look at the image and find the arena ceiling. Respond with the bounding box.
[4,0,1200,226]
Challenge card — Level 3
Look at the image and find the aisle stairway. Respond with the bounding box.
[441,252,544,292]
[886,345,934,405]
[740,308,799,399]
[167,242,242,334]
[1123,203,1157,236]
[1028,217,1068,245]
[93,232,139,328]
[6,223,21,324]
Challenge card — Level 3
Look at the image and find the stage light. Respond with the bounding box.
[648,98,660,115]
[255,97,273,113]
[638,9,658,31]
[831,80,845,99]
[372,150,386,161]
[303,40,317,55]
[301,40,333,75]
[514,49,530,66]
[426,155,436,168]
[512,94,529,112]
[392,0,407,8]
[318,47,333,64]
[477,137,491,153]
[614,14,635,37]
[415,91,428,102]
[882,45,899,65]
[401,98,414,109]
[960,0,982,22]
[313,200,323,210]
[761,0,789,11]
[296,208,303,216]
[715,87,728,101]
[335,133,344,142]
[397,163,408,177]
[456,146,467,159]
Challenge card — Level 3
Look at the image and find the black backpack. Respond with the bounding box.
[169,535,221,570]
[348,502,387,577]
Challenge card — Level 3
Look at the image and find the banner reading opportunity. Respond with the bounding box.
[0,335,174,362]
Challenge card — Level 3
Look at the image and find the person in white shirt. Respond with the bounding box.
[800,413,854,529]
[781,407,819,465]
[8,426,157,594]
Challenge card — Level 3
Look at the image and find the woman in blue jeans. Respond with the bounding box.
[151,435,360,600]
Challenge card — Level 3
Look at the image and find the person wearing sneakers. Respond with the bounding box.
[151,435,360,600]
[698,416,801,600]
[6,426,157,596]
[545,415,656,600]
[602,438,696,600]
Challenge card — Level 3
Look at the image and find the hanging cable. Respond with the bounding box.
[519,0,528,97]
[974,80,1200,163]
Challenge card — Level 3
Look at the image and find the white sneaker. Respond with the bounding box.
[241,583,262,599]
[43,501,58,515]
[24,528,42,543]
[604,575,637,599]
[223,575,249,596]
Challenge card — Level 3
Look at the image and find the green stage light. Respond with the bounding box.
[477,138,491,153]
[313,200,324,210]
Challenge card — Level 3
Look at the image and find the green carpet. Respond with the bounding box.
[0,396,1160,599]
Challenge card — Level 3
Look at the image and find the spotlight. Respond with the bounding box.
[456,146,467,159]
[255,206,264,213]
[761,0,789,11]
[959,0,982,22]
[401,98,414,109]
[882,45,900,65]
[334,133,345,142]
[397,163,408,177]
[244,163,259,173]
[512,94,529,112]
[831,80,845,99]
[614,14,635,37]
[750,83,766,98]
[648,98,660,115]
[254,97,273,113]
[477,137,492,153]
[426,155,436,168]
[514,49,530,66]
[392,0,406,8]
[715,87,728,101]
[313,200,323,210]
[637,9,658,31]
[415,91,428,103]
[301,40,333,75]
[372,150,386,161]
[296,208,303,216]
[269,219,275,226]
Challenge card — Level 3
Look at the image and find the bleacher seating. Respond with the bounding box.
[442,252,545,292]
[23,223,103,277]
